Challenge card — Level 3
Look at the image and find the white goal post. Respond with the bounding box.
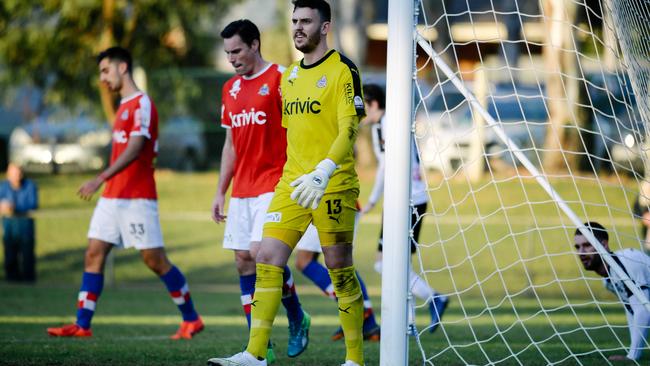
[380,0,416,364]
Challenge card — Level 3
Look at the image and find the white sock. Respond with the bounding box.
[374,260,382,274]
[409,269,435,301]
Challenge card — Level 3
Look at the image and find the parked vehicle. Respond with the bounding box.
[582,73,647,175]
[414,81,472,173]
[482,86,549,167]
[0,107,24,170]
[157,116,208,171]
[9,118,111,174]
[415,81,549,173]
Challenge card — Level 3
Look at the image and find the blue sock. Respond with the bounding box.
[281,266,304,325]
[160,266,199,321]
[302,259,335,298]
[76,272,104,329]
[239,274,256,328]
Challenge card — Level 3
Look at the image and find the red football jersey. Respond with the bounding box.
[102,92,158,199]
[220,63,287,198]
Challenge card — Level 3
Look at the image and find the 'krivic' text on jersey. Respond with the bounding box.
[284,98,321,115]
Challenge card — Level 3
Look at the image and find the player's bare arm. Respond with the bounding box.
[361,201,376,215]
[211,129,235,222]
[78,135,146,200]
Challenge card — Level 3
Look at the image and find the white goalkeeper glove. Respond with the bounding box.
[290,159,337,209]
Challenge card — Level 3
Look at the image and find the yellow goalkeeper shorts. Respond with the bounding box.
[263,187,358,248]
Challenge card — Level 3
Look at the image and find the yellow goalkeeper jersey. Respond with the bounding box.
[279,49,365,193]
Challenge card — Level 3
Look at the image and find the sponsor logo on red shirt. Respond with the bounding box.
[229,109,267,127]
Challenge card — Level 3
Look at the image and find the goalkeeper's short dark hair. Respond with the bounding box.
[97,47,133,74]
[575,221,609,243]
[363,84,385,110]
[220,19,261,49]
[292,0,331,22]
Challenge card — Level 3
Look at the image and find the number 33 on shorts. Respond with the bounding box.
[129,223,145,236]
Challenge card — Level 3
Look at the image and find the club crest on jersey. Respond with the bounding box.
[287,66,299,85]
[258,84,270,96]
[317,76,327,88]
[354,95,364,109]
[112,130,128,144]
[229,79,242,99]
[121,110,129,120]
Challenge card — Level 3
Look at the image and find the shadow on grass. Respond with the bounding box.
[32,236,234,286]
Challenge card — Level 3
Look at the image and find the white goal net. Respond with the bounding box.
[381,0,650,365]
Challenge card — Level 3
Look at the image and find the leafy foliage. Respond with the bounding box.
[0,0,235,115]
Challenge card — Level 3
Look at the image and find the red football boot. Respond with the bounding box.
[171,316,204,340]
[47,324,92,337]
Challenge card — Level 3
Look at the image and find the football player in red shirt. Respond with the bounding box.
[47,47,203,340]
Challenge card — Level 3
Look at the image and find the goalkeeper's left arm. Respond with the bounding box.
[326,115,359,165]
[290,115,359,209]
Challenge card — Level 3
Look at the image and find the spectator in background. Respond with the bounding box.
[0,163,38,282]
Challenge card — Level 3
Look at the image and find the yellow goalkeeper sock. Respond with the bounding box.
[246,263,284,359]
[329,266,364,365]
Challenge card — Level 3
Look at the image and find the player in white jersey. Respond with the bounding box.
[574,221,650,361]
[361,83,449,334]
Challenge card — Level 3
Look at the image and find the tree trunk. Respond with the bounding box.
[540,0,578,173]
[331,0,368,65]
[96,0,117,127]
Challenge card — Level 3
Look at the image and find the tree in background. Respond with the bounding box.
[330,0,371,66]
[539,0,580,173]
[0,0,235,126]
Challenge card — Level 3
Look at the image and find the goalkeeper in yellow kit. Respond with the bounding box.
[207,1,366,365]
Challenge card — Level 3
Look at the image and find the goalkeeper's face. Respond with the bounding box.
[292,7,327,53]
[574,235,604,272]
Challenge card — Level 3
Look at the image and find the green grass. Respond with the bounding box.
[0,171,647,365]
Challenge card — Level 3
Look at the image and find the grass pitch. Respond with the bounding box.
[0,171,647,365]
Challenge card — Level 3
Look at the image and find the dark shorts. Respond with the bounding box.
[378,202,427,254]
